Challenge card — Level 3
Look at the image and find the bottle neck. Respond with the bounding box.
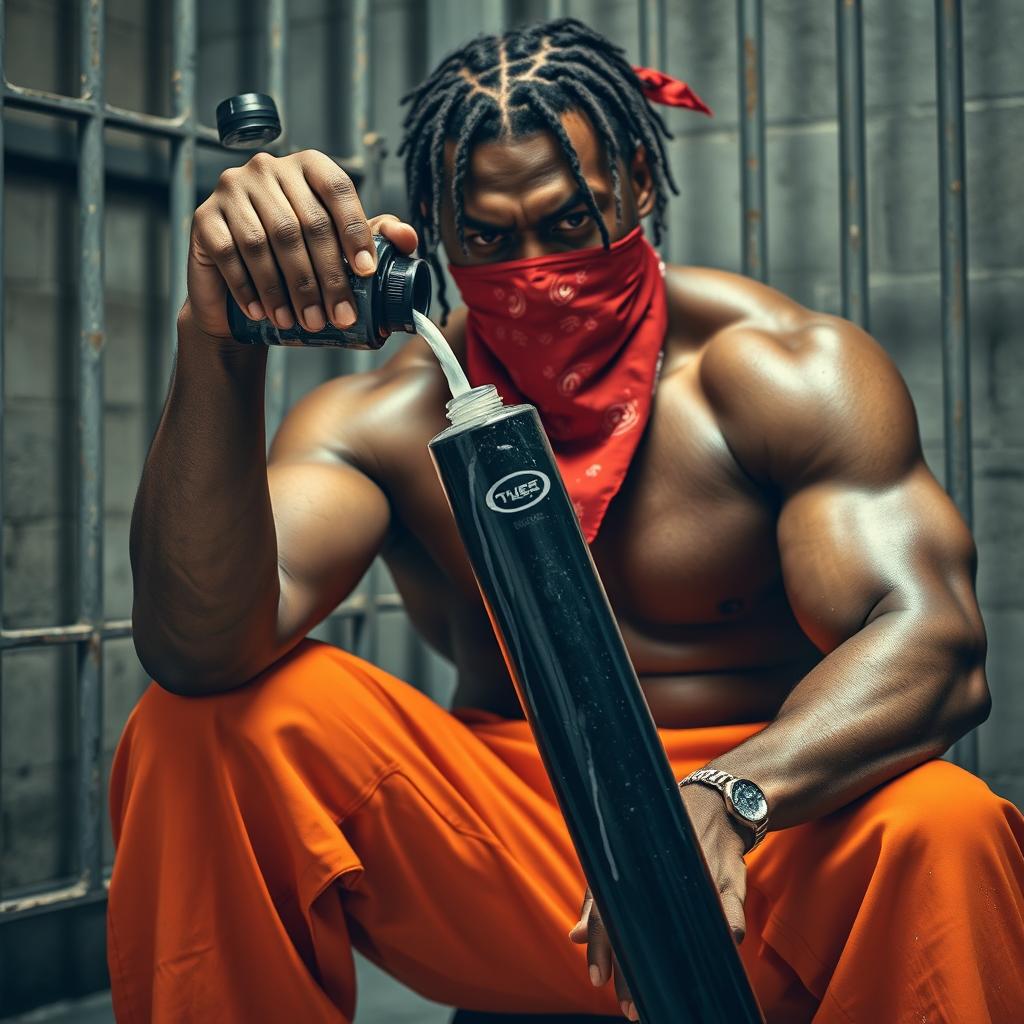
[445,384,504,426]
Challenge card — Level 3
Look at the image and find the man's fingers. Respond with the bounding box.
[369,214,419,255]
[277,171,357,329]
[571,889,635,1019]
[612,952,635,1019]
[301,150,377,277]
[720,889,747,945]
[190,214,259,326]
[569,888,592,941]
[586,899,612,987]
[246,178,322,331]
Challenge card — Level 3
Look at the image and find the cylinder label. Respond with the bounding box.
[485,470,552,514]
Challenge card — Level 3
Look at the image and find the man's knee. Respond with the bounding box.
[125,638,372,757]
[881,758,1008,854]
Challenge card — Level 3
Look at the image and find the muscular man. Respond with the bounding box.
[110,18,1024,1024]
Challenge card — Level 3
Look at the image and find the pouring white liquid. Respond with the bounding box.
[413,310,472,398]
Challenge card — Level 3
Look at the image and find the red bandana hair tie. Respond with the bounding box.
[632,65,713,116]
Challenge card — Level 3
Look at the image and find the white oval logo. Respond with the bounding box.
[485,470,551,514]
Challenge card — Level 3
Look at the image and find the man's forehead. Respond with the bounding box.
[443,108,612,204]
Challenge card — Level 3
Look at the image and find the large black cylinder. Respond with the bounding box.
[428,387,763,1023]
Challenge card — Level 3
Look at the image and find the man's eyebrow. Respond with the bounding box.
[538,190,590,224]
[461,212,514,232]
[461,188,606,233]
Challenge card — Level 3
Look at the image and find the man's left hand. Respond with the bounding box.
[567,783,750,1021]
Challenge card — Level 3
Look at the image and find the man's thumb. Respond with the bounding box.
[720,891,746,944]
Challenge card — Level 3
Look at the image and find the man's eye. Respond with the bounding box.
[558,211,590,231]
[469,230,504,247]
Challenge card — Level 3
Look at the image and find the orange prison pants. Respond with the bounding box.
[108,638,1024,1023]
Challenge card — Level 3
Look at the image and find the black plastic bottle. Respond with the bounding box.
[226,233,431,349]
[429,385,764,1024]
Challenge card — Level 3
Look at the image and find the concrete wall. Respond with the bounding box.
[1,0,1021,926]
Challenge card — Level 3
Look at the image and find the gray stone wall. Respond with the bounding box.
[2,0,1021,903]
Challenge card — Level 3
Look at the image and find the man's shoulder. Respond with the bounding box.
[662,264,916,488]
[662,262,852,400]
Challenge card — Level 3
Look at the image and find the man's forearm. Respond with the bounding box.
[707,609,989,832]
[130,303,280,688]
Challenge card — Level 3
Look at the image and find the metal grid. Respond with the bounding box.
[0,0,979,929]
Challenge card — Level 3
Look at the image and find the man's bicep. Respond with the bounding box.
[268,456,390,645]
[776,463,980,655]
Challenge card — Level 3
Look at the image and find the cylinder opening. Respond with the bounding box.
[411,259,432,314]
[446,384,504,426]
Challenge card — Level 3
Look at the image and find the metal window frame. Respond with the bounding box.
[0,0,979,933]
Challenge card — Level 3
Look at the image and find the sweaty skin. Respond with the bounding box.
[131,108,989,1020]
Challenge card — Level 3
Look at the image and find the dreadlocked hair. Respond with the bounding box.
[397,17,679,323]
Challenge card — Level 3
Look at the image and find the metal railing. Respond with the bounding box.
[0,0,979,938]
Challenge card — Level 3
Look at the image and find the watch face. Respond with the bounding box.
[729,780,768,822]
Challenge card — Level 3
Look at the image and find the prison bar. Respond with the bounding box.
[263,0,290,446]
[75,0,107,901]
[737,0,767,281]
[935,0,977,775]
[0,0,7,922]
[167,0,196,388]
[835,0,870,330]
[639,0,669,258]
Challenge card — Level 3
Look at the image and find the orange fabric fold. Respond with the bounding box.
[108,638,1024,1023]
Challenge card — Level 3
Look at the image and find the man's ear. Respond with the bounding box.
[628,144,655,220]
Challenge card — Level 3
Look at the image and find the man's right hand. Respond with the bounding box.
[186,149,418,339]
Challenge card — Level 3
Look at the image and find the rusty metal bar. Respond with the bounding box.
[264,0,289,448]
[0,593,403,656]
[2,623,131,651]
[836,0,870,330]
[737,0,767,281]
[0,0,8,913]
[167,0,196,389]
[2,86,223,146]
[935,0,977,774]
[639,0,671,260]
[0,879,109,919]
[75,0,106,898]
[3,83,94,119]
[344,0,384,666]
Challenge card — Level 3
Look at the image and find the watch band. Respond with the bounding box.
[679,767,769,851]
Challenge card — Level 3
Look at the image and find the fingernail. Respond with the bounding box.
[303,305,325,332]
[247,301,265,320]
[274,306,294,329]
[354,249,375,274]
[333,300,355,327]
[589,965,601,986]
[623,1001,638,1021]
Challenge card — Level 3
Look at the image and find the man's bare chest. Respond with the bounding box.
[376,369,784,654]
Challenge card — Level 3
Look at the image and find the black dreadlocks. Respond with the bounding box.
[397,17,679,322]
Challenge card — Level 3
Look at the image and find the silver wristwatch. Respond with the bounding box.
[680,767,770,852]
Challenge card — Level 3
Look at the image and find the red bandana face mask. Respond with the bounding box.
[448,226,668,543]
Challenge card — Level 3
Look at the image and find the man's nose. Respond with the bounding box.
[518,234,552,261]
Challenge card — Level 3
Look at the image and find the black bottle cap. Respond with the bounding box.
[216,93,282,149]
[381,252,432,334]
